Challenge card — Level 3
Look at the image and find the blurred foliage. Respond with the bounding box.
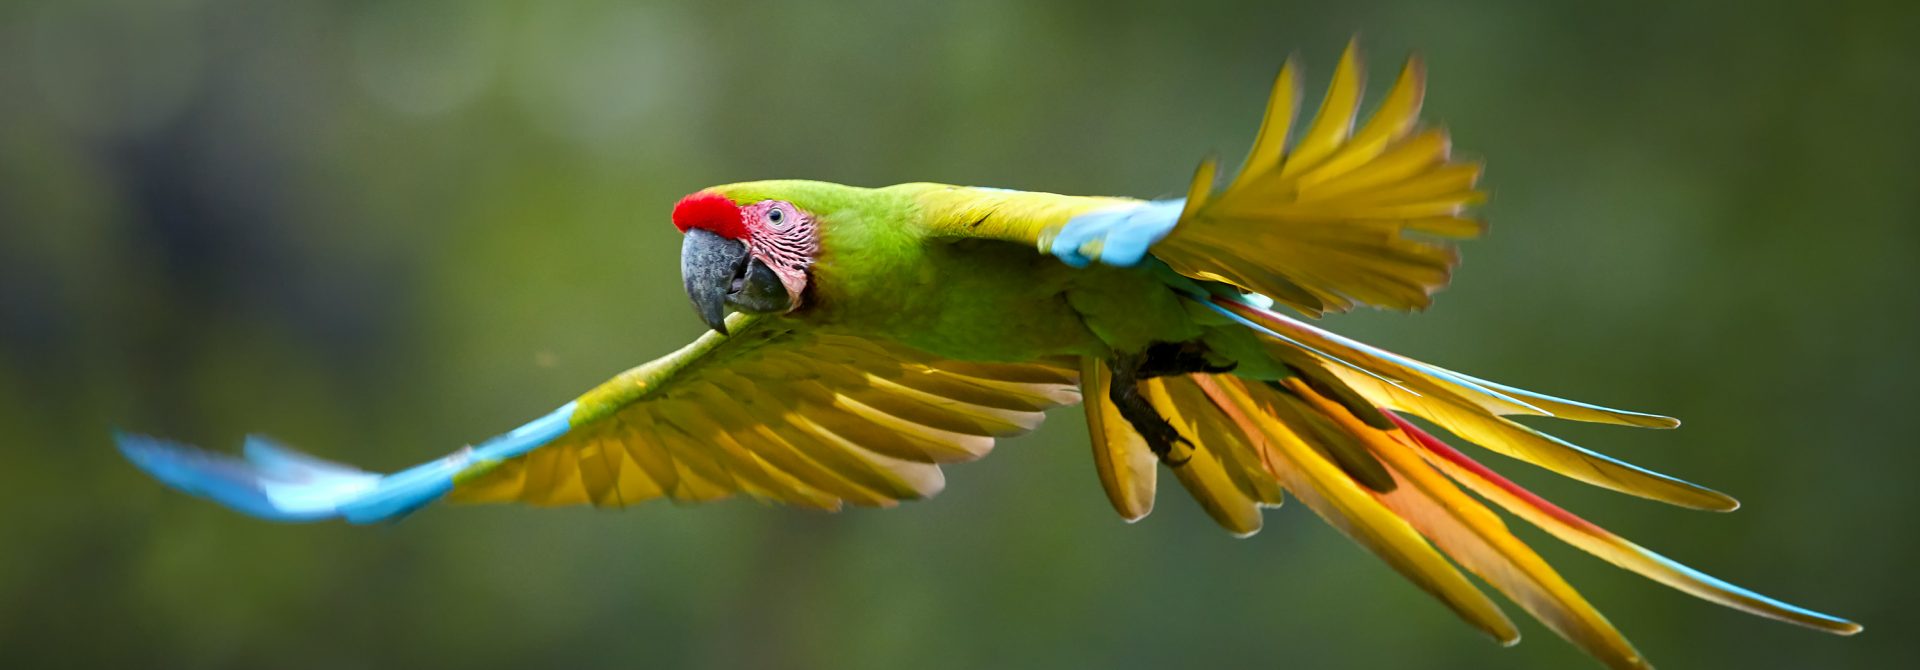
[2,0,1916,668]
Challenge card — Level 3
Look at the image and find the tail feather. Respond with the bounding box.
[1213,296,1737,511]
[1192,375,1523,644]
[1258,385,1397,493]
[1287,380,1647,669]
[1125,291,1863,665]
[1390,413,1864,636]
[1216,296,1677,428]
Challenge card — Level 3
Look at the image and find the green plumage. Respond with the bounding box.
[709,180,1236,369]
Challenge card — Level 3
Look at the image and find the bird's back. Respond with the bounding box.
[799,182,1191,363]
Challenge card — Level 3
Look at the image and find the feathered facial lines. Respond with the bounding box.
[738,199,818,302]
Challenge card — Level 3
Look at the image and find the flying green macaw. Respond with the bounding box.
[117,45,1858,668]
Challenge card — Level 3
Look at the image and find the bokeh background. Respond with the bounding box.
[3,0,1916,668]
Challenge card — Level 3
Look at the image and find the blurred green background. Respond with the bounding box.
[3,0,1915,668]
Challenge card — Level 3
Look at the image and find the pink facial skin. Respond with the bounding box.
[738,200,818,311]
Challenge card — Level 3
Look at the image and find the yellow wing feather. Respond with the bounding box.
[1223,59,1299,194]
[448,315,1081,509]
[1157,377,1285,507]
[1142,377,1264,536]
[1156,45,1485,315]
[1081,358,1159,522]
[1278,41,1365,179]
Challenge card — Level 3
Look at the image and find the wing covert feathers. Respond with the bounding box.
[449,318,1079,509]
[1156,41,1485,315]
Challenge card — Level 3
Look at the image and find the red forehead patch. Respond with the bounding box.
[671,191,746,239]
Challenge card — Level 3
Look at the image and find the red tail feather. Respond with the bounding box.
[1385,412,1604,536]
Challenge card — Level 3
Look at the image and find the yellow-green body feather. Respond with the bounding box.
[709,181,1215,365]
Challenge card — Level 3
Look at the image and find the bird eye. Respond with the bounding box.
[768,207,784,224]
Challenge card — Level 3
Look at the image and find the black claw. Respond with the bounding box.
[1160,434,1194,467]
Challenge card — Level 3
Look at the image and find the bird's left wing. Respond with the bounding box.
[914,42,1483,317]
[117,313,1080,523]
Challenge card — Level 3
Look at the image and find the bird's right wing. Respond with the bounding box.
[117,313,1080,522]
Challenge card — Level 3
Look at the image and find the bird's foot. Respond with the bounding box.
[1109,349,1201,466]
[1137,341,1237,379]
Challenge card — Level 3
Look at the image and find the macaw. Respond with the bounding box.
[116,44,1857,668]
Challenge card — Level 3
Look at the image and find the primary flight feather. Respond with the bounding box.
[116,42,1858,668]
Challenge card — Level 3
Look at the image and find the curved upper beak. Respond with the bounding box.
[681,228,797,335]
[681,228,747,335]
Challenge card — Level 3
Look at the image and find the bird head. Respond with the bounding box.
[672,188,819,334]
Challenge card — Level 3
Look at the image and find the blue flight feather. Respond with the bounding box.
[114,401,578,524]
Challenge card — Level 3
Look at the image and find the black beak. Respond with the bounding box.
[681,228,797,335]
[682,228,747,335]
